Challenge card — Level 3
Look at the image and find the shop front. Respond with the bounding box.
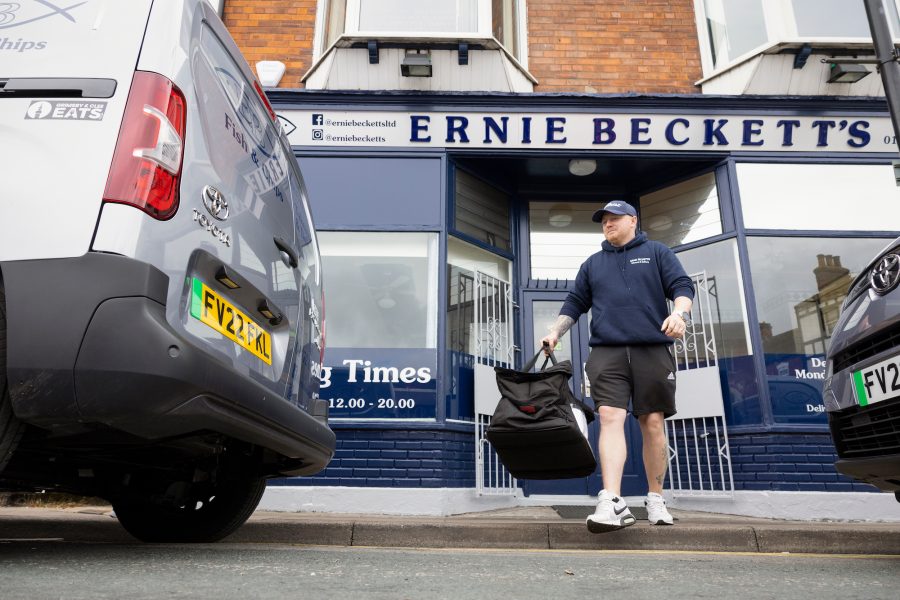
[268,90,900,506]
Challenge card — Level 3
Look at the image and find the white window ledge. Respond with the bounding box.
[302,34,537,86]
[696,38,881,87]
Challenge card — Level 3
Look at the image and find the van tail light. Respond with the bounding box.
[103,71,186,220]
[253,80,277,123]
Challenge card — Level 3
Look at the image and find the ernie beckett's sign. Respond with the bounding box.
[280,110,897,153]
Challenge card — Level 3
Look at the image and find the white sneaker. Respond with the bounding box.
[645,492,674,525]
[586,489,636,534]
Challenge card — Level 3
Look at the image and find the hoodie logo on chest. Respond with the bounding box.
[629,257,651,265]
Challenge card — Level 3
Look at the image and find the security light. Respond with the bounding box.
[827,62,870,84]
[401,51,432,78]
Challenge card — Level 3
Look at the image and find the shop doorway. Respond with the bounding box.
[520,292,648,497]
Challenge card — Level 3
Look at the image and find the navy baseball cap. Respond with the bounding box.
[592,200,637,223]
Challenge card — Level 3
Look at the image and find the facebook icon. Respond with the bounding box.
[312,114,324,126]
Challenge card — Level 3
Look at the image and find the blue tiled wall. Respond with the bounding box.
[728,433,878,493]
[274,427,879,493]
[275,425,476,488]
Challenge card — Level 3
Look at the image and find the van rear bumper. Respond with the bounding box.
[1,253,334,475]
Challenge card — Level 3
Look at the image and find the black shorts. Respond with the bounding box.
[584,345,677,418]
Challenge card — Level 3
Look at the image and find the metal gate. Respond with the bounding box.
[666,271,735,498]
[471,271,518,496]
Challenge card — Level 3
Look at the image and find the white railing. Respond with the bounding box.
[473,271,517,496]
[666,271,735,499]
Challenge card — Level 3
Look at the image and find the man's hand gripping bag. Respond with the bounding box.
[486,348,597,479]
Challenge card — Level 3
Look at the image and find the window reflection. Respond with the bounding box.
[531,300,573,364]
[455,169,511,252]
[446,238,512,421]
[529,201,604,280]
[447,237,513,360]
[492,0,520,59]
[319,232,438,349]
[738,164,900,231]
[360,0,478,33]
[676,239,760,426]
[677,240,750,359]
[701,0,884,71]
[747,237,889,423]
[748,238,887,355]
[641,173,722,248]
[703,0,767,69]
[792,0,869,37]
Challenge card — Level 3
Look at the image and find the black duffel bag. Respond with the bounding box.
[486,347,597,480]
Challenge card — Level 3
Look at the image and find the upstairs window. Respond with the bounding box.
[321,0,525,61]
[357,0,478,33]
[697,0,900,74]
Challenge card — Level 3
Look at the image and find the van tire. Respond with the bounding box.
[112,477,267,543]
[0,281,25,473]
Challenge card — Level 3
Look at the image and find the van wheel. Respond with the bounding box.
[112,478,266,543]
[0,282,25,473]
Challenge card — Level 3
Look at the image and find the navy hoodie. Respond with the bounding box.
[560,232,695,346]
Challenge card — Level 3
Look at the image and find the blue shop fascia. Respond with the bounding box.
[268,89,900,497]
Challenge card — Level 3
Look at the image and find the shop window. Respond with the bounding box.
[696,0,900,74]
[737,163,900,231]
[297,157,442,229]
[446,237,512,421]
[322,0,525,61]
[529,300,574,365]
[447,237,512,358]
[318,232,438,349]
[454,169,511,252]
[676,239,760,426]
[528,201,604,280]
[746,236,888,424]
[641,173,722,248]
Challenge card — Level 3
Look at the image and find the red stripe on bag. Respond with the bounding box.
[518,405,537,414]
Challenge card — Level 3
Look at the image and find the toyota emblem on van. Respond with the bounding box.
[202,185,229,221]
[870,253,900,295]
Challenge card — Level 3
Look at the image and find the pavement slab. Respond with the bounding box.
[3,506,900,554]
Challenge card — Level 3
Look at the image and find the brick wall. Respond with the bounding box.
[277,426,476,488]
[728,433,878,493]
[223,1,703,93]
[527,0,703,94]
[222,0,317,89]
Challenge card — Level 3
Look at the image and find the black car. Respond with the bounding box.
[824,237,900,501]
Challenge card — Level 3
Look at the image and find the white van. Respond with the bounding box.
[0,0,333,542]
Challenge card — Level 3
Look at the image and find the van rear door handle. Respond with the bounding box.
[273,236,298,269]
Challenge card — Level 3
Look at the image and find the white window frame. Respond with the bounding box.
[206,0,225,16]
[693,0,900,78]
[312,0,528,67]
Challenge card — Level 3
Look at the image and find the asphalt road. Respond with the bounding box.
[1,542,898,600]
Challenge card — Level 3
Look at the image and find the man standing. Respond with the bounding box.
[541,200,693,533]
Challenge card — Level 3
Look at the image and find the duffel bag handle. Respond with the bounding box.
[522,342,558,372]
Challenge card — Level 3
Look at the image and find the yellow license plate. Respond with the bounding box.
[190,278,272,365]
